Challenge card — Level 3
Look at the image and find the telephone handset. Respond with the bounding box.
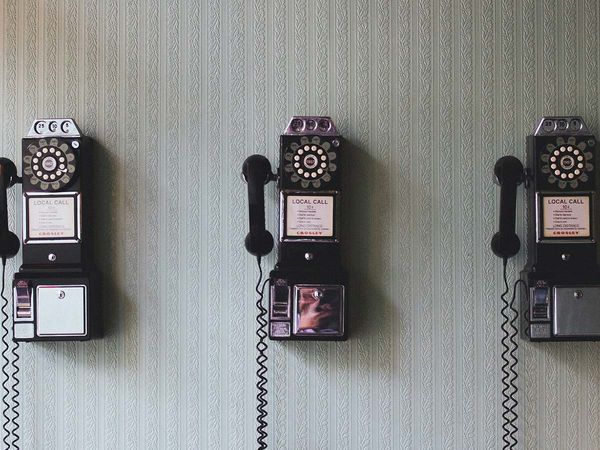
[244,116,348,341]
[0,118,100,342]
[242,154,275,258]
[493,116,600,341]
[0,159,21,261]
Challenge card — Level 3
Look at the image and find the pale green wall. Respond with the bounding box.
[1,0,600,449]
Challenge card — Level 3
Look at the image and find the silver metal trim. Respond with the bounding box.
[27,118,81,138]
[283,116,339,136]
[23,191,82,244]
[270,284,291,321]
[13,285,34,323]
[529,287,550,322]
[533,116,589,136]
[292,284,345,336]
[553,285,600,337]
[35,284,87,337]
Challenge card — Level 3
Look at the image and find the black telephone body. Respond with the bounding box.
[493,116,600,341]
[244,116,348,341]
[9,119,99,341]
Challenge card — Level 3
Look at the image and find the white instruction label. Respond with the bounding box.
[542,195,590,238]
[286,195,334,237]
[28,196,76,239]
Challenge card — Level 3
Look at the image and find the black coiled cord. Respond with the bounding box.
[0,258,19,449]
[255,257,269,450]
[500,258,525,449]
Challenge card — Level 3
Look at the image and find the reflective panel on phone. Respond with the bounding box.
[293,285,344,336]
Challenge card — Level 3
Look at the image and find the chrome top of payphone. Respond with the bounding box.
[534,116,589,136]
[27,118,82,138]
[284,116,339,136]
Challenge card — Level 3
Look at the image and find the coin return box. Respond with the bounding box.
[36,285,87,337]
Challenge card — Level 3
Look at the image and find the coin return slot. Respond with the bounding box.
[15,282,32,319]
[271,283,291,320]
[532,305,549,320]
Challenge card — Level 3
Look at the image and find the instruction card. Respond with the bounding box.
[542,195,591,238]
[28,195,77,239]
[286,195,334,237]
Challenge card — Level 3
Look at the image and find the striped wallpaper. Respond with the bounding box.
[1,0,600,448]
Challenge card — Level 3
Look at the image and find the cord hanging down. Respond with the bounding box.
[0,258,20,449]
[255,257,270,450]
[500,258,524,450]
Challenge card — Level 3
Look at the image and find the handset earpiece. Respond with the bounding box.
[0,158,20,261]
[243,154,274,257]
[491,155,525,259]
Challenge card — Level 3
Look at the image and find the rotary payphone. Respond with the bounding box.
[243,116,347,448]
[0,118,99,448]
[243,116,347,341]
[492,116,599,449]
[9,118,99,341]
[493,116,600,340]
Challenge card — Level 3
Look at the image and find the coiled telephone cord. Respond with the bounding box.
[255,257,270,450]
[0,258,20,449]
[500,258,525,450]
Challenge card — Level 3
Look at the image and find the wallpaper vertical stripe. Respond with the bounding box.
[2,0,600,449]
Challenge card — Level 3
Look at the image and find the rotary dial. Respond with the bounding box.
[23,138,77,191]
[541,136,594,189]
[284,136,337,188]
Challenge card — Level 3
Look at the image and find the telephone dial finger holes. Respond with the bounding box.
[24,140,77,191]
[285,137,338,187]
[542,138,593,189]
